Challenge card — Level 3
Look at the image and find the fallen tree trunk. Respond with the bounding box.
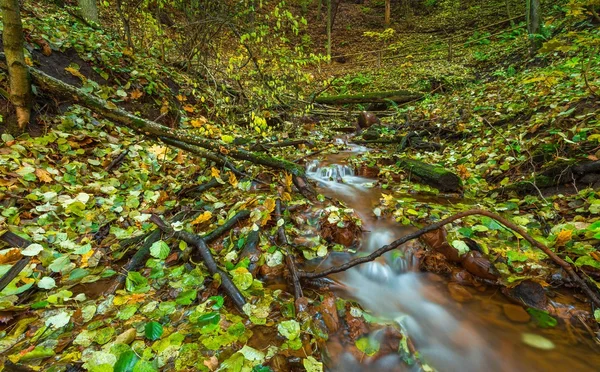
[25,66,315,198]
[497,159,600,195]
[314,90,423,105]
[395,157,462,192]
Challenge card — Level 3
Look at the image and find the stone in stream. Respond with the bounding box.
[502,280,548,310]
[502,304,531,323]
[357,111,380,131]
[448,282,474,303]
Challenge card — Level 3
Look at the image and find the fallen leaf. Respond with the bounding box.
[191,211,212,225]
[35,168,53,183]
[555,230,572,247]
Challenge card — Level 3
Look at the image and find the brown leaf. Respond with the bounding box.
[35,168,53,183]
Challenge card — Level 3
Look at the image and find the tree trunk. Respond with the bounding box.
[395,157,462,192]
[78,0,99,24]
[527,0,541,54]
[315,90,422,105]
[385,0,391,26]
[326,0,332,61]
[25,66,315,198]
[1,0,31,131]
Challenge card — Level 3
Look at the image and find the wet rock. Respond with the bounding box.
[461,251,498,281]
[357,111,380,130]
[450,269,475,285]
[361,127,381,140]
[448,282,473,302]
[502,280,548,309]
[420,228,461,263]
[344,306,369,341]
[502,304,531,323]
[357,164,380,178]
[258,263,285,282]
[319,293,340,333]
[295,297,309,313]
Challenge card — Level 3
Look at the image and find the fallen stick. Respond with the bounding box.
[150,214,246,311]
[293,148,327,163]
[105,229,161,295]
[105,149,129,172]
[202,210,250,244]
[0,232,32,293]
[276,199,303,301]
[298,209,600,308]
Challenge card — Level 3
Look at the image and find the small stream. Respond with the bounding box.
[305,141,600,371]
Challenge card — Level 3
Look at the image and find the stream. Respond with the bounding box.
[305,140,600,371]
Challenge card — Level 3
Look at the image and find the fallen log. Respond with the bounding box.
[276,199,303,303]
[23,66,315,198]
[150,214,246,312]
[314,90,423,105]
[496,159,600,195]
[395,157,462,192]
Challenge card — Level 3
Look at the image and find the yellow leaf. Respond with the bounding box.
[263,198,276,213]
[381,193,394,206]
[35,168,53,183]
[281,192,292,202]
[80,250,94,268]
[176,94,187,102]
[191,211,213,225]
[191,116,207,128]
[65,66,86,81]
[284,173,293,189]
[211,167,220,178]
[148,145,167,157]
[160,102,169,115]
[228,171,238,187]
[556,230,572,247]
[131,89,143,100]
[122,48,134,57]
[183,104,195,113]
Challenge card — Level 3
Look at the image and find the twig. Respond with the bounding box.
[105,149,129,172]
[202,210,250,244]
[583,48,599,99]
[150,214,246,311]
[298,209,600,308]
[276,199,303,302]
[0,232,32,293]
[105,229,161,295]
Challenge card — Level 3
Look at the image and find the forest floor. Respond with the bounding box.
[0,1,600,372]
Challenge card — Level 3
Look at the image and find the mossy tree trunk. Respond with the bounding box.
[28,67,316,198]
[527,0,541,54]
[385,0,391,26]
[78,0,99,24]
[1,0,31,132]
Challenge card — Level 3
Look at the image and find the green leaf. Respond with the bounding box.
[37,277,56,289]
[126,272,150,293]
[527,308,557,328]
[302,356,323,372]
[144,321,163,341]
[196,312,220,327]
[521,333,555,350]
[356,336,380,356]
[277,320,300,340]
[451,240,470,256]
[575,256,600,269]
[208,295,224,310]
[175,289,197,305]
[230,267,253,290]
[114,350,139,372]
[150,240,170,260]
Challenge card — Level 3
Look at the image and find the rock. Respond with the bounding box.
[420,228,461,263]
[357,111,380,130]
[502,280,548,309]
[361,127,380,140]
[319,294,339,333]
[448,282,473,302]
[461,251,498,281]
[502,304,531,323]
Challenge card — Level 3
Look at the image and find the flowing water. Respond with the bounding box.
[305,141,600,371]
